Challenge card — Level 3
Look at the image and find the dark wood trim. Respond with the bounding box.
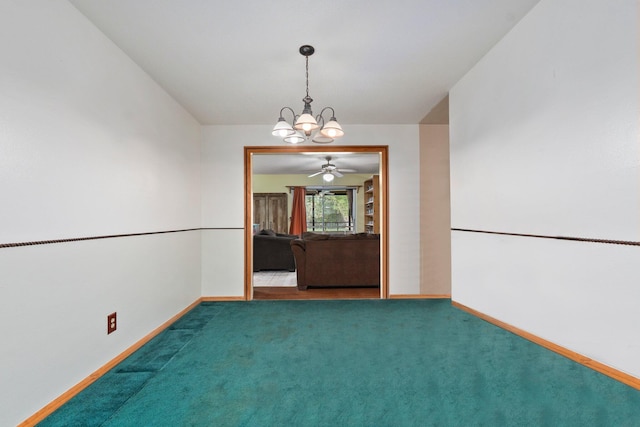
[0,228,209,249]
[253,286,380,300]
[201,228,244,230]
[201,296,246,302]
[389,294,451,299]
[244,145,390,301]
[244,147,253,300]
[451,228,640,247]
[453,301,640,390]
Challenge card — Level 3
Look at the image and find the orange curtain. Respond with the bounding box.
[289,187,307,236]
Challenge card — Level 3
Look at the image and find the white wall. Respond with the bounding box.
[201,125,421,296]
[450,0,640,377]
[0,1,202,425]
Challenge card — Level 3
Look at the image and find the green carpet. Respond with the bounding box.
[39,300,640,426]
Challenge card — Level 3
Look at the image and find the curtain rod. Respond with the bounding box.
[286,185,362,191]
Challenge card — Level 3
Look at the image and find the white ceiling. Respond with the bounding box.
[252,152,380,175]
[68,0,541,126]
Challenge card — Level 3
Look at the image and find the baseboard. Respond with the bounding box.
[389,294,451,299]
[19,298,203,427]
[201,296,247,301]
[452,301,640,391]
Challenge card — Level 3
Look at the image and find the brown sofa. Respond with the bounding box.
[253,229,297,272]
[290,232,380,290]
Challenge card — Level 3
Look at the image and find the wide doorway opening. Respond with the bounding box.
[244,146,388,300]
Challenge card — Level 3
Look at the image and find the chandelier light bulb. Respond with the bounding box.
[294,113,318,133]
[311,131,333,144]
[284,131,305,144]
[323,172,335,182]
[319,118,344,139]
[272,117,294,137]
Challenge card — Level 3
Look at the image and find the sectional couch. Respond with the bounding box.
[290,232,380,290]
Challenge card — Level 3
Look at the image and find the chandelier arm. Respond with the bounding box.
[318,106,336,120]
[278,106,300,125]
[279,106,296,120]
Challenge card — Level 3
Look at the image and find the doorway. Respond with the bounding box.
[244,145,389,300]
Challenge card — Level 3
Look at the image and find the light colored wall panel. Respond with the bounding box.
[0,232,201,426]
[450,0,638,241]
[419,124,451,295]
[450,0,639,378]
[201,229,244,297]
[452,231,640,377]
[0,2,201,243]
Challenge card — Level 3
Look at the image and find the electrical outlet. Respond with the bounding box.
[107,312,117,334]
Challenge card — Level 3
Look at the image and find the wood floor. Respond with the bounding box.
[253,286,380,300]
[252,271,380,300]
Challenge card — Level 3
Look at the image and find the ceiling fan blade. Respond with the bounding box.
[333,170,344,178]
[308,171,324,177]
[338,168,357,173]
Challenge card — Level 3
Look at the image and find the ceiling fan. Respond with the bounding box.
[307,156,355,182]
[316,189,335,197]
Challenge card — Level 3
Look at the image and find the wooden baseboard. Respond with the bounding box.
[19,298,203,427]
[389,294,451,299]
[201,296,247,301]
[452,301,640,391]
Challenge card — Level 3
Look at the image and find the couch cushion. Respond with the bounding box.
[302,232,330,240]
[303,238,380,286]
[302,232,380,241]
[275,232,296,238]
[329,233,379,240]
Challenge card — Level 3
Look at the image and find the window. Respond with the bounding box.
[305,189,355,233]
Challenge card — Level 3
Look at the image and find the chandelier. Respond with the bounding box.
[272,45,344,144]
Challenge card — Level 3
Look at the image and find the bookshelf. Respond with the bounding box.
[363,175,379,234]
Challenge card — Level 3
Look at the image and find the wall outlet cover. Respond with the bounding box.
[107,312,117,334]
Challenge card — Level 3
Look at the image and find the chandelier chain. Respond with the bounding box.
[305,55,310,98]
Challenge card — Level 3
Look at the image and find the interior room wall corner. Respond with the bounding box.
[419,124,452,295]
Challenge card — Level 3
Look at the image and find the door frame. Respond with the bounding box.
[244,145,389,300]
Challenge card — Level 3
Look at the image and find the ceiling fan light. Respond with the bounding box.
[320,119,344,138]
[294,113,319,132]
[272,118,295,137]
[322,172,335,182]
[283,131,306,144]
